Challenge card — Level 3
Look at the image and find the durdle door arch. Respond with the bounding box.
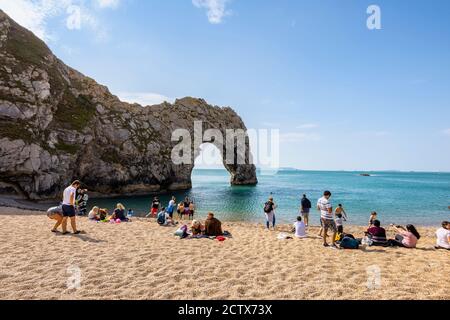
[0,11,257,200]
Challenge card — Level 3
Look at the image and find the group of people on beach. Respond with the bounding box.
[264,190,450,250]
[48,181,450,250]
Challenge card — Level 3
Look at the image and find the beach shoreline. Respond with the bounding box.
[0,206,448,300]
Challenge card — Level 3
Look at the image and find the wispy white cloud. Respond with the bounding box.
[117,92,174,106]
[279,132,321,143]
[192,0,231,24]
[296,123,319,129]
[96,0,120,9]
[0,0,119,41]
[442,128,450,136]
[260,121,280,128]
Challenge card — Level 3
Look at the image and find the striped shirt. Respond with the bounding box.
[317,196,333,220]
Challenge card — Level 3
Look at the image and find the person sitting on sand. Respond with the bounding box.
[191,220,204,236]
[366,220,388,246]
[388,224,421,248]
[157,207,176,226]
[99,208,109,222]
[435,221,450,250]
[204,212,223,236]
[88,206,100,221]
[47,205,63,233]
[368,211,377,227]
[112,203,129,222]
[292,216,307,238]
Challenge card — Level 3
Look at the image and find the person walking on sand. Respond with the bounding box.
[317,191,337,247]
[300,194,312,227]
[263,197,277,230]
[61,180,82,235]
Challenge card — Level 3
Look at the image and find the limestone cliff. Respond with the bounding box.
[0,10,257,200]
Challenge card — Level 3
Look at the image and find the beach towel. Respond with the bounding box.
[277,233,293,240]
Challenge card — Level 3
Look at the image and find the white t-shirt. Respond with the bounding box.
[88,210,97,220]
[63,186,76,206]
[293,221,307,238]
[436,227,450,249]
[335,217,343,226]
[317,196,332,220]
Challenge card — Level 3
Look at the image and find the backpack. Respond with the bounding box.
[264,202,273,213]
[340,237,359,249]
[157,212,166,225]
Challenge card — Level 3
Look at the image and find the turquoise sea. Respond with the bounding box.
[92,169,450,226]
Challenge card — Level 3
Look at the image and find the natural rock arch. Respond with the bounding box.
[0,10,257,200]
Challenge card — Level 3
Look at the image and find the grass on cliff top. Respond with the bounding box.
[4,20,50,68]
[54,90,96,131]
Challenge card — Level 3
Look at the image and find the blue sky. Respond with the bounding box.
[1,0,450,171]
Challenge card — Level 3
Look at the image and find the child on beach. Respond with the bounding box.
[335,204,348,221]
[335,213,345,234]
[368,212,377,227]
[88,206,100,221]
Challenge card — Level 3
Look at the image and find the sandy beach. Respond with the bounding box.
[0,206,448,300]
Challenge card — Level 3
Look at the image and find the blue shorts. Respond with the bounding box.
[62,205,76,217]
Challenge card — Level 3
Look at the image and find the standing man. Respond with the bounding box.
[263,197,277,230]
[62,180,82,235]
[317,190,336,247]
[300,194,312,227]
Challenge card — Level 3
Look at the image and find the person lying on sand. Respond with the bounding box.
[388,224,421,248]
[47,205,63,232]
[435,221,450,250]
[204,212,223,236]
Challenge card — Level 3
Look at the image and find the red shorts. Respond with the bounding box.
[150,208,158,215]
